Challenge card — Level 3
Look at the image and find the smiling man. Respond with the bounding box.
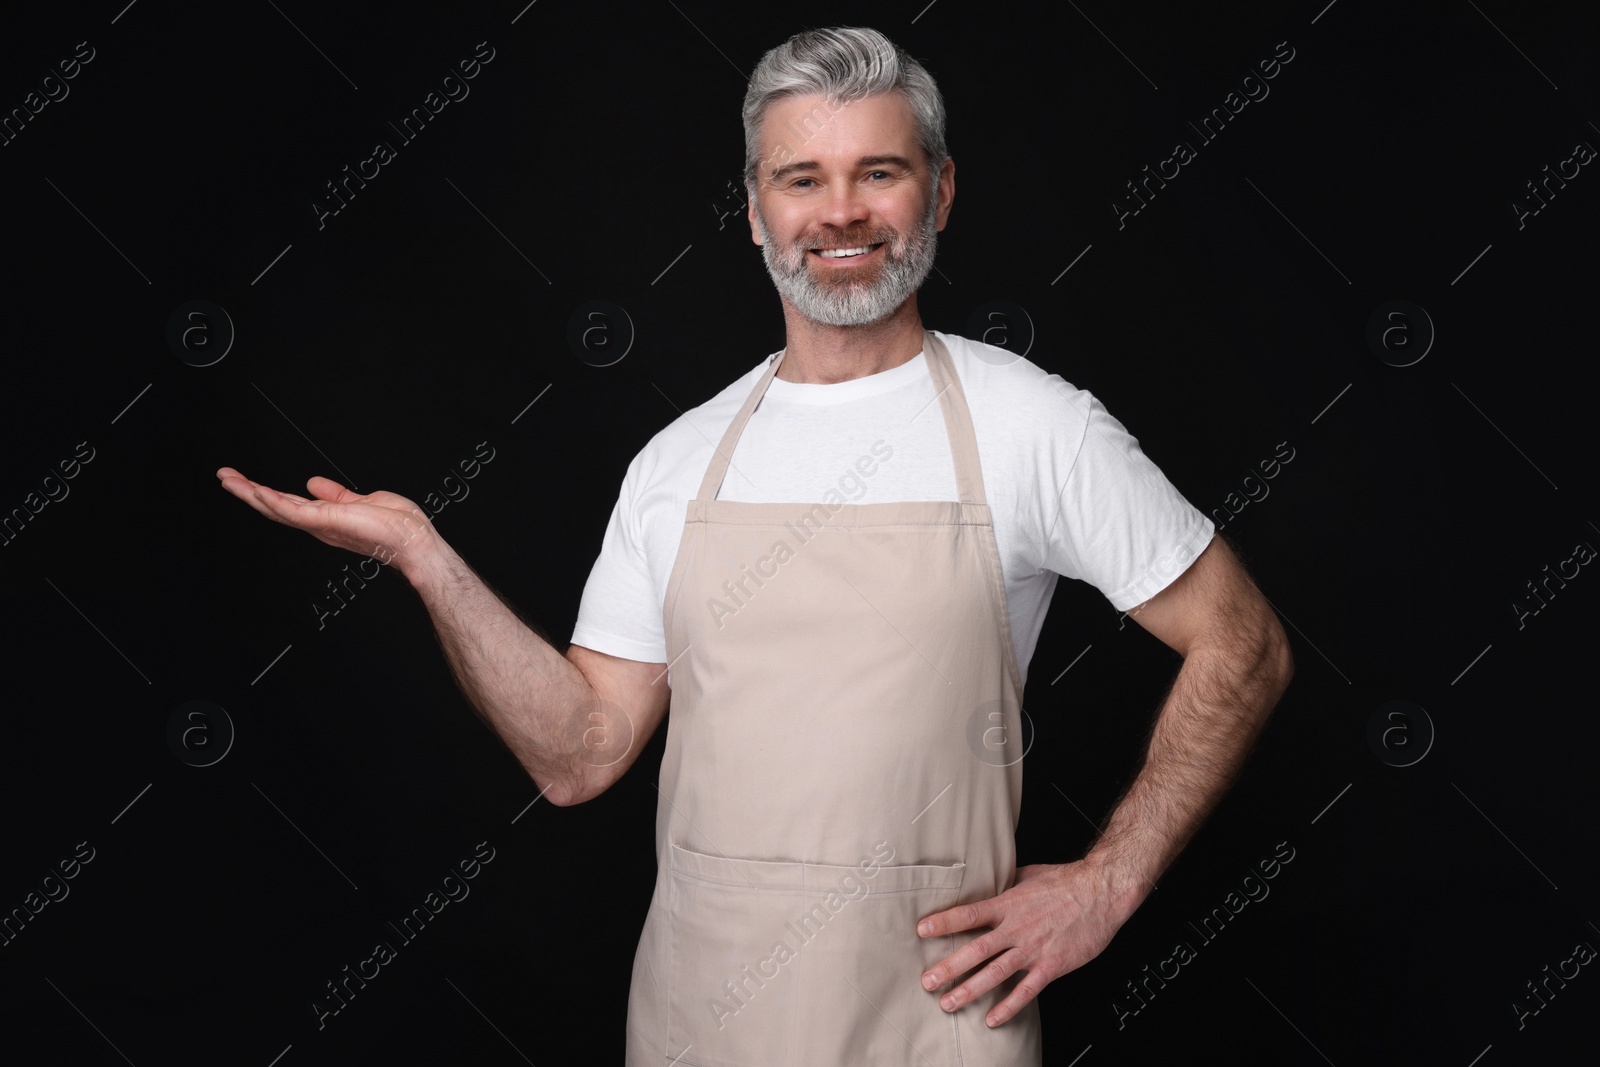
[218,25,1291,1066]
[752,97,941,336]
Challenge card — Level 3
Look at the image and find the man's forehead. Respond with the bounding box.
[756,91,920,177]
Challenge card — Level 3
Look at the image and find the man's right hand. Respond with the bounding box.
[216,468,439,581]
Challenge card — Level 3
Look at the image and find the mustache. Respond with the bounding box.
[792,229,896,249]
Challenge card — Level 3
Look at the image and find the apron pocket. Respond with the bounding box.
[665,842,967,1067]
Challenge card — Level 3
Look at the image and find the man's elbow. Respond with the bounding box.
[526,765,596,808]
[535,759,630,807]
[1260,616,1294,695]
[540,779,583,807]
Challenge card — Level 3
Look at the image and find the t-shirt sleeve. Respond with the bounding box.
[570,450,669,664]
[1042,387,1215,612]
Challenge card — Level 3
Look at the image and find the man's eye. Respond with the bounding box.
[867,171,890,180]
[791,178,816,189]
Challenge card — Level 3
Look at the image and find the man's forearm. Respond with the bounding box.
[400,537,600,804]
[1082,625,1293,921]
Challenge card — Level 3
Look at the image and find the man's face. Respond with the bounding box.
[748,91,954,327]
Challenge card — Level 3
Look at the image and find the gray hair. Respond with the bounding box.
[742,26,948,189]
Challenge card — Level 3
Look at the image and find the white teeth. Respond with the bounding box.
[815,245,876,258]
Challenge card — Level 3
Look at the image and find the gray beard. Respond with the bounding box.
[754,185,940,327]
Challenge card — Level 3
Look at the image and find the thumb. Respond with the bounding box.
[305,476,361,503]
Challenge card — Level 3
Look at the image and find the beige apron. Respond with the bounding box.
[625,331,1043,1065]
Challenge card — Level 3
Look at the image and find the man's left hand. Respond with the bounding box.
[915,860,1136,1027]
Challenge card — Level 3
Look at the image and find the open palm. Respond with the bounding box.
[216,467,434,570]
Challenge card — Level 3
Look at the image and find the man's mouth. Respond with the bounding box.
[811,243,884,259]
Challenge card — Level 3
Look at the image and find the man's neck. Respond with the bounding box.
[774,299,927,384]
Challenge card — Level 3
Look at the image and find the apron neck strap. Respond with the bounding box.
[695,329,991,507]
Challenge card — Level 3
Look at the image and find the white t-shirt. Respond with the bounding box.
[571,331,1214,688]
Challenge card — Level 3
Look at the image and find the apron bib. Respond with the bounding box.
[625,331,1042,1065]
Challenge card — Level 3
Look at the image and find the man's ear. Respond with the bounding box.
[934,157,956,232]
[747,184,762,246]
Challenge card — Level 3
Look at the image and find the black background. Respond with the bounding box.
[1,1,1596,1064]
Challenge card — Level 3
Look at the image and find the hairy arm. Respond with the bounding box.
[1085,532,1294,919]
[216,468,668,805]
[916,532,1293,1026]
[404,539,669,806]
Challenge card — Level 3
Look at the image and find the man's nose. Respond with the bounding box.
[817,180,871,230]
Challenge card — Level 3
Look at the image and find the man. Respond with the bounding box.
[218,25,1292,1064]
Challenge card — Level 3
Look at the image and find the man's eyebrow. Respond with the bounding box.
[765,154,918,183]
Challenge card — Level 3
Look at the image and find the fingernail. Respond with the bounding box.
[917,920,932,936]
[941,995,955,1011]
[922,973,936,990]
